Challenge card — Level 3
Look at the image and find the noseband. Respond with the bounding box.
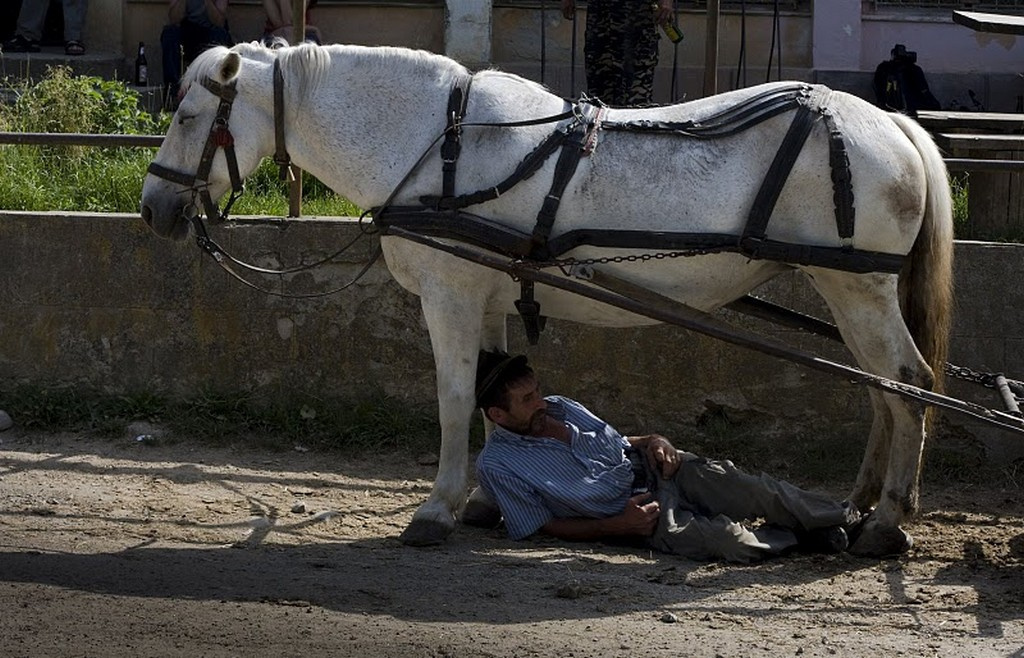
[147,59,291,229]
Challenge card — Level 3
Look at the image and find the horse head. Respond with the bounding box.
[141,46,274,241]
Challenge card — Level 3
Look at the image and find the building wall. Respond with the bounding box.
[94,2,1024,109]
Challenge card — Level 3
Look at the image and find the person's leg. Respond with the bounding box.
[673,453,856,532]
[650,476,794,562]
[60,0,86,42]
[13,0,47,42]
[161,24,184,107]
[208,24,233,47]
[623,0,659,105]
[584,0,623,105]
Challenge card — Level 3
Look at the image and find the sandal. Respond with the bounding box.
[64,40,85,56]
[5,35,40,53]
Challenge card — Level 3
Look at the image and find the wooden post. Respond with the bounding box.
[703,0,720,97]
[288,0,306,218]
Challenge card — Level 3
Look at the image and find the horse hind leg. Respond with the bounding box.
[849,388,893,511]
[808,270,931,557]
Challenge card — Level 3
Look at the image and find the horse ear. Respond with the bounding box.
[218,51,242,84]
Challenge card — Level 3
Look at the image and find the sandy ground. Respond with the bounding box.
[0,429,1022,658]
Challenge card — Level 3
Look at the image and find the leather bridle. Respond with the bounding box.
[147,59,291,230]
[145,58,382,299]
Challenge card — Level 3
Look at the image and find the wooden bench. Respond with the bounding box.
[939,11,1024,238]
[915,110,1024,238]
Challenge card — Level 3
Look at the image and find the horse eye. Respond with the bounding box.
[177,114,196,126]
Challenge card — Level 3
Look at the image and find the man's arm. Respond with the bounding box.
[263,0,287,30]
[541,494,659,541]
[205,0,229,27]
[628,433,681,478]
[168,0,187,23]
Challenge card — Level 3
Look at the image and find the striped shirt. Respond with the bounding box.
[476,396,634,540]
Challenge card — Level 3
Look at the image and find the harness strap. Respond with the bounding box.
[822,109,856,243]
[515,104,600,344]
[529,103,600,259]
[739,103,818,259]
[273,59,291,180]
[420,127,570,211]
[601,84,809,139]
[441,75,473,200]
[377,208,904,274]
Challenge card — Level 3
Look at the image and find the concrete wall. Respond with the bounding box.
[2,212,1023,463]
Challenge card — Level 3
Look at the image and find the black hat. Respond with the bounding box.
[475,350,529,408]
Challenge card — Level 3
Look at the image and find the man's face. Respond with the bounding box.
[491,375,547,435]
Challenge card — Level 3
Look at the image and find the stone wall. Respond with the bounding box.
[1,212,1023,462]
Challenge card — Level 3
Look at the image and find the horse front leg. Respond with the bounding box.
[399,293,485,546]
[462,311,507,528]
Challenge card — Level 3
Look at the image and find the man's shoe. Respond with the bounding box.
[4,35,40,53]
[797,525,849,554]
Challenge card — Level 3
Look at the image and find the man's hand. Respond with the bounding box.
[647,434,680,478]
[561,0,575,20]
[616,493,660,536]
[629,433,681,478]
[653,0,674,25]
[540,494,659,541]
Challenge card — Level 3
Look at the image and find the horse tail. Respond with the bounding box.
[888,112,955,395]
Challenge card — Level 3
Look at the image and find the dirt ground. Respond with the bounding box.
[0,429,1022,658]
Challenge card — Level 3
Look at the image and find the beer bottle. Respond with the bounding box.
[135,42,148,87]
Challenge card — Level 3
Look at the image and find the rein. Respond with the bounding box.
[147,57,382,299]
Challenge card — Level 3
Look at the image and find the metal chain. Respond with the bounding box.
[944,363,1024,401]
[944,363,997,388]
[519,247,729,276]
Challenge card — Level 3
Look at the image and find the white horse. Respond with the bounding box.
[140,42,953,557]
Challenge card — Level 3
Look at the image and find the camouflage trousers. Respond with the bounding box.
[584,0,660,106]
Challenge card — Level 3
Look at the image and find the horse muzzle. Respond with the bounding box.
[139,195,195,242]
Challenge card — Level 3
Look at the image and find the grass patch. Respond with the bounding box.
[0,66,360,217]
[1,384,442,455]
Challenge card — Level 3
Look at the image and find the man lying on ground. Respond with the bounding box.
[470,349,862,563]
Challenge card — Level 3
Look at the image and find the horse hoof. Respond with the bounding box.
[848,522,913,557]
[399,519,453,546]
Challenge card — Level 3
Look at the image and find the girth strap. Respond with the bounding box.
[517,103,600,344]
[529,105,598,259]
